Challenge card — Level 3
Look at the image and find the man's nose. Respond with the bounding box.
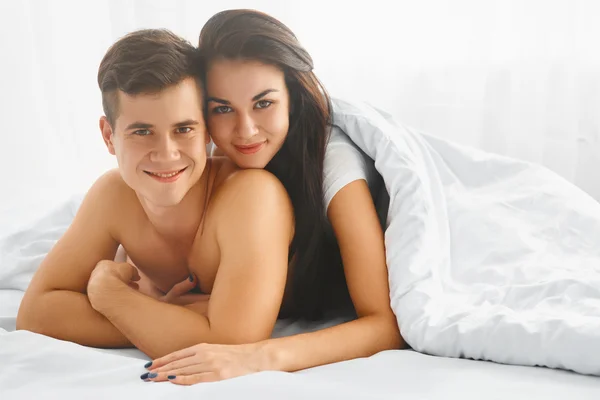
[151,134,180,162]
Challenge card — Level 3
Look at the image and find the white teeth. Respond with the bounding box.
[150,170,180,178]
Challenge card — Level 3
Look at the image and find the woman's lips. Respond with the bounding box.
[234,142,265,155]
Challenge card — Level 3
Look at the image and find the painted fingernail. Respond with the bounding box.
[140,372,149,380]
[168,375,176,380]
[148,373,158,379]
[189,274,194,282]
[144,361,152,368]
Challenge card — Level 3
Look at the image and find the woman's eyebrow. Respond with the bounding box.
[207,89,279,105]
[207,97,229,105]
[252,89,278,101]
[173,119,200,127]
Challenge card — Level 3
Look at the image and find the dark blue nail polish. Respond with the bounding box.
[148,373,158,379]
[144,361,152,368]
[168,375,176,380]
[140,372,149,380]
[189,274,194,282]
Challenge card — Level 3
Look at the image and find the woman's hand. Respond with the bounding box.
[142,342,268,385]
[156,274,206,306]
[128,254,208,308]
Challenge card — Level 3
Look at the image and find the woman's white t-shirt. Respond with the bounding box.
[323,126,388,229]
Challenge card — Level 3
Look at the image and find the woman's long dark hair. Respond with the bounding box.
[199,9,342,320]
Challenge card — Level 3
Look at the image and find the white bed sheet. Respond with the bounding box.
[1,290,598,400]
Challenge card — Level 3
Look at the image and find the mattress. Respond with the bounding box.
[0,289,598,400]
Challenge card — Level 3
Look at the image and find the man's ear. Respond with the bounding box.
[99,116,116,155]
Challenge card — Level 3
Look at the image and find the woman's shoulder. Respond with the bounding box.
[322,126,379,210]
[326,125,356,148]
[324,126,371,175]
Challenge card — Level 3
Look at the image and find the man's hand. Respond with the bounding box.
[87,260,140,312]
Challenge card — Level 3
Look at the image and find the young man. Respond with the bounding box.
[16,29,294,359]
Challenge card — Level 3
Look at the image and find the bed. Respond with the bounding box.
[1,288,598,399]
[2,98,600,398]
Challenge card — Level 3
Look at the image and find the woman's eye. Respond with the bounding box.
[175,127,192,134]
[255,100,272,109]
[212,106,232,114]
[133,129,151,136]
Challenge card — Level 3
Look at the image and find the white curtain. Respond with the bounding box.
[2,0,599,227]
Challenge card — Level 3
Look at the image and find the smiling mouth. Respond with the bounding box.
[144,167,187,182]
[234,142,265,155]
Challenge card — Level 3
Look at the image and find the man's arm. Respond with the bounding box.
[89,169,293,359]
[16,170,131,347]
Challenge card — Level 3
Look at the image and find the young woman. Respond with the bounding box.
[144,9,403,384]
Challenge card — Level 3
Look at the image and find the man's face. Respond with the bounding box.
[101,77,209,208]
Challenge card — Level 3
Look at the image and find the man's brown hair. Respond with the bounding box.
[98,29,201,126]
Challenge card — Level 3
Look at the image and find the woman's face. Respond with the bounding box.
[205,59,290,169]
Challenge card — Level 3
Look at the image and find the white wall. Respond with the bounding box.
[1,0,599,229]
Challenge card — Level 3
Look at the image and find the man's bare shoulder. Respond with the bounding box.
[82,169,137,226]
[23,170,136,296]
[87,168,131,201]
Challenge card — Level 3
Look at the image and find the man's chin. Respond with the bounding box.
[136,189,187,210]
[151,197,184,208]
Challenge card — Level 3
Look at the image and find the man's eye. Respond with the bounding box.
[212,106,232,114]
[133,129,151,136]
[176,127,192,134]
[255,100,272,109]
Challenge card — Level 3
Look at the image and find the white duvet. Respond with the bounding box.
[331,97,600,376]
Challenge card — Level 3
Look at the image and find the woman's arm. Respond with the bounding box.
[263,179,403,369]
[145,179,403,384]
